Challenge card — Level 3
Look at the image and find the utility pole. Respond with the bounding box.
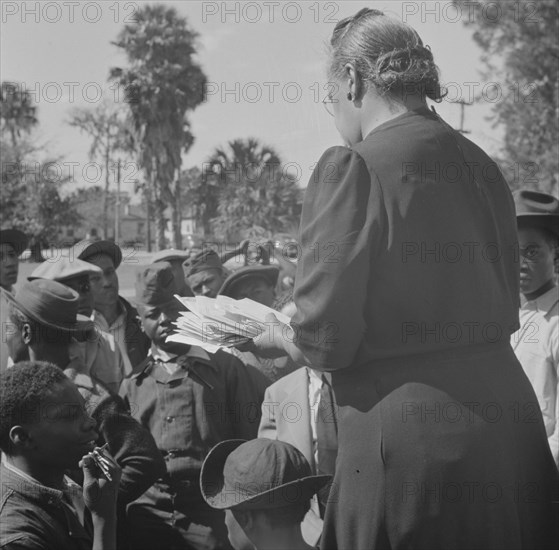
[114,159,121,244]
[451,99,472,134]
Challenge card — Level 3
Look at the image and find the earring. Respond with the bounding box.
[347,92,353,101]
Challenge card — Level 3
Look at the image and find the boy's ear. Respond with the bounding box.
[8,425,32,449]
[21,322,34,345]
[135,309,145,332]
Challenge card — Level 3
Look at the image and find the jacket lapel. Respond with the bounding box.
[279,367,314,468]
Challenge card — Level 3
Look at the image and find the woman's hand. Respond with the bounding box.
[237,312,291,358]
[80,448,121,517]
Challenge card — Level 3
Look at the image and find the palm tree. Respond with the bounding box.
[110,4,207,250]
[0,81,38,151]
[206,138,301,241]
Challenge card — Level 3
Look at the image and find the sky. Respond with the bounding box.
[1,0,504,199]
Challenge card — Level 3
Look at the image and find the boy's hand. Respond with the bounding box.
[79,449,121,516]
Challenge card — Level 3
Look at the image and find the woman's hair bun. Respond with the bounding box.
[373,45,445,101]
[329,10,446,102]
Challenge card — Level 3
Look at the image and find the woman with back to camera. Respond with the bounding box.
[246,8,559,550]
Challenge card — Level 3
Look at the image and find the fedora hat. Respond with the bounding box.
[72,238,123,269]
[513,190,559,237]
[200,439,331,511]
[0,229,28,256]
[28,257,102,282]
[151,249,191,264]
[218,265,280,298]
[2,279,94,333]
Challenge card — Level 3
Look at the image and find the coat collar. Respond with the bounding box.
[134,345,217,384]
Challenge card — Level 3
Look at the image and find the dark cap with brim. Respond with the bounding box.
[183,249,222,278]
[2,280,94,334]
[0,229,28,256]
[72,239,123,269]
[218,265,280,298]
[135,262,177,307]
[200,439,331,511]
[514,190,559,238]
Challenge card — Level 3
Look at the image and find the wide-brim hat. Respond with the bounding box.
[200,439,331,511]
[513,190,559,238]
[0,229,28,256]
[151,249,191,264]
[218,265,280,298]
[2,279,94,333]
[72,239,123,269]
[28,258,102,282]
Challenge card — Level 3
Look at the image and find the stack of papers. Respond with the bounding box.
[167,295,291,354]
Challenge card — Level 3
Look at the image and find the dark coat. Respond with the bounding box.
[290,107,559,550]
[120,297,151,371]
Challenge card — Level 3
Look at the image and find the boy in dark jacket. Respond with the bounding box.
[120,262,268,550]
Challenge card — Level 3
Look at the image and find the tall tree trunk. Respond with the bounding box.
[29,238,45,262]
[154,198,166,251]
[172,183,183,249]
[145,194,152,252]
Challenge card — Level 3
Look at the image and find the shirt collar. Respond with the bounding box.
[520,285,558,314]
[149,344,179,363]
[1,459,66,506]
[149,343,211,363]
[308,367,322,383]
[92,299,126,330]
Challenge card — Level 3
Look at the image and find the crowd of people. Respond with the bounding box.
[1,7,558,550]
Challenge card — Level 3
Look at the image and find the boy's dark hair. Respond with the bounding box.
[232,499,310,530]
[0,361,67,452]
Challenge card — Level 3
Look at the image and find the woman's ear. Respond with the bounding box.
[343,62,363,101]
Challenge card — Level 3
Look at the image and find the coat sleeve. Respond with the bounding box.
[217,350,269,440]
[92,392,166,505]
[291,146,384,371]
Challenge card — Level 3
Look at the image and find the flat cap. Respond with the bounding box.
[72,239,123,269]
[0,229,28,256]
[28,258,102,282]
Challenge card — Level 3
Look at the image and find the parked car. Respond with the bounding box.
[273,233,299,259]
[184,234,205,249]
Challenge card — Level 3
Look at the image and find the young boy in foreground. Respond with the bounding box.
[0,361,121,550]
[200,438,331,550]
[120,263,268,550]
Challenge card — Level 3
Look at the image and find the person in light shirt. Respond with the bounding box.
[72,239,150,376]
[511,189,559,467]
